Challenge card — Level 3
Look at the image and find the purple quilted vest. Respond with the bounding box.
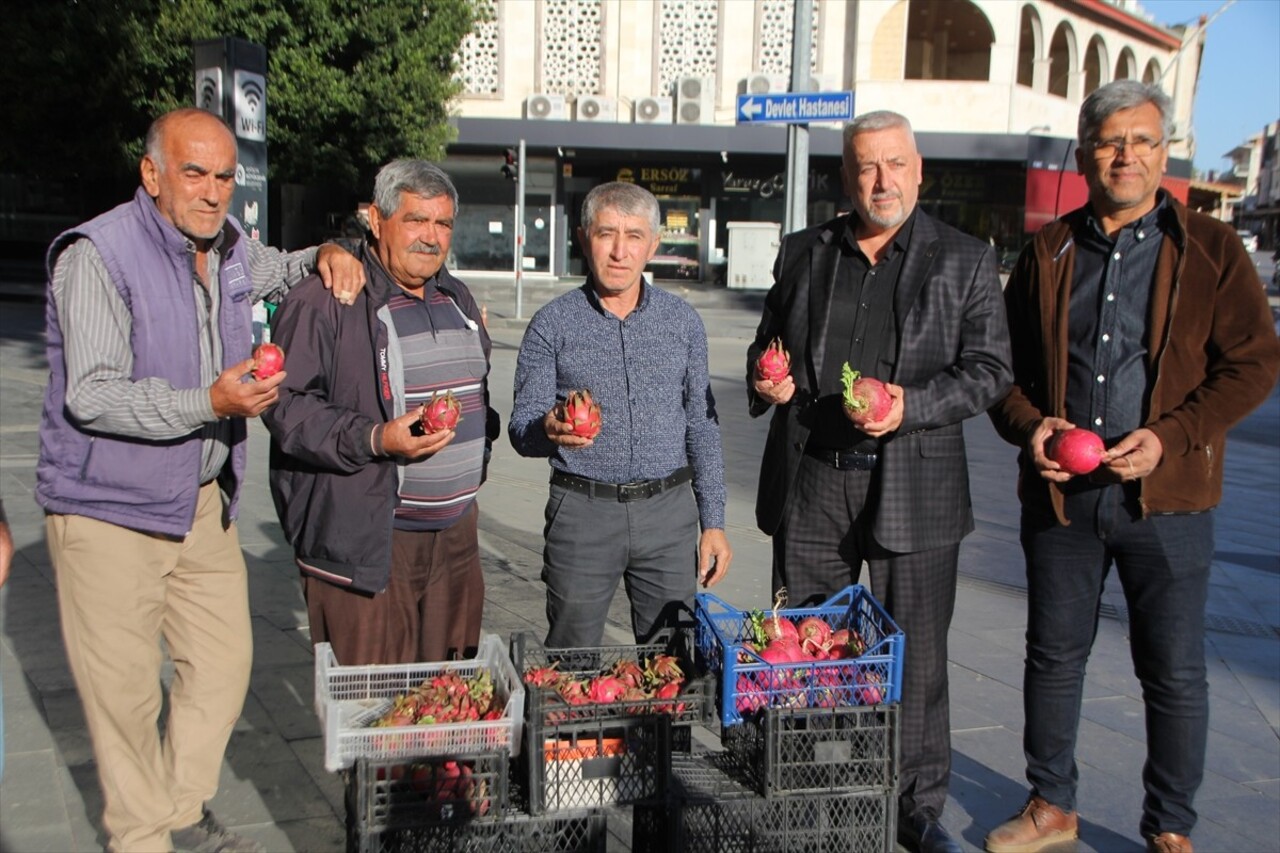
[35,187,253,536]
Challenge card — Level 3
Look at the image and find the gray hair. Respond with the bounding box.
[843,110,915,150]
[1078,80,1173,146]
[581,181,660,234]
[373,159,459,217]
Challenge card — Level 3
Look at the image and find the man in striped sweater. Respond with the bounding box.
[264,160,498,668]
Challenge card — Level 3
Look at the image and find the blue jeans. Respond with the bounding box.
[1020,488,1212,838]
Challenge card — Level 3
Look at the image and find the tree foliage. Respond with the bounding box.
[1,0,480,201]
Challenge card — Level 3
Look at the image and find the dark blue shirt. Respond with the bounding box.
[1062,193,1170,506]
[508,278,727,529]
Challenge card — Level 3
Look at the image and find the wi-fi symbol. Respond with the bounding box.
[241,79,264,114]
[198,79,219,111]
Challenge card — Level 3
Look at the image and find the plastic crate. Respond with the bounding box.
[350,807,607,853]
[511,631,711,728]
[317,634,525,772]
[348,751,511,841]
[632,754,896,853]
[721,704,899,798]
[695,585,904,727]
[523,713,671,814]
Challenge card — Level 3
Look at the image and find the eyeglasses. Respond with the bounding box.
[1088,136,1164,159]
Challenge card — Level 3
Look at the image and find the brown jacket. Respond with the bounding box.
[989,194,1280,524]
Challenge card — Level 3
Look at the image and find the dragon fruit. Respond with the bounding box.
[756,337,791,382]
[420,390,462,433]
[841,362,892,426]
[562,390,602,439]
[1046,428,1105,475]
[251,343,285,380]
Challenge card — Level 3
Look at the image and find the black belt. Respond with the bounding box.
[551,467,693,502]
[805,446,879,471]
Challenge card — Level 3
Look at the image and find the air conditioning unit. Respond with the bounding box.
[574,95,617,122]
[525,93,567,120]
[739,73,790,95]
[675,75,714,125]
[633,96,673,124]
[802,73,840,93]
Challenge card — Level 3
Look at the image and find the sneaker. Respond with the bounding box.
[984,795,1079,853]
[1147,832,1194,853]
[171,808,265,853]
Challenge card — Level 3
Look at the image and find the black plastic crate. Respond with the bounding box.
[523,713,672,814]
[721,704,899,798]
[511,631,712,728]
[633,755,896,853]
[348,751,510,841]
[353,807,607,853]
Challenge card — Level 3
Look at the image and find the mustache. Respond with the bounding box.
[408,241,441,255]
[871,190,902,203]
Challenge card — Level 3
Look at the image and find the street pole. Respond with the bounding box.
[515,138,526,320]
[783,0,813,236]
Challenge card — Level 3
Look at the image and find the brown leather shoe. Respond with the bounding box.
[984,795,1079,853]
[1147,832,1193,853]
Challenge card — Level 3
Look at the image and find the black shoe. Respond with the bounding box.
[899,812,964,853]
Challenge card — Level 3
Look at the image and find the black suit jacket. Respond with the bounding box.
[748,211,1012,553]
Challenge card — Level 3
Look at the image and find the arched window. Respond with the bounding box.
[905,0,996,81]
[1143,58,1161,83]
[1047,22,1076,98]
[1115,47,1137,80]
[1083,35,1109,95]
[1016,5,1041,88]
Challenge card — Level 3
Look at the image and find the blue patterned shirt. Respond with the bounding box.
[509,278,727,529]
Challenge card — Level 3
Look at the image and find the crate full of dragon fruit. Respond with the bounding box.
[316,633,524,772]
[347,749,511,844]
[694,584,904,727]
[510,631,711,729]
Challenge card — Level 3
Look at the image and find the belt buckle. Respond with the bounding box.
[617,480,650,502]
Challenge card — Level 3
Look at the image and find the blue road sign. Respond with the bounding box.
[736,91,855,125]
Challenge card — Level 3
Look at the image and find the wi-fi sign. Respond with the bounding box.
[194,68,223,117]
[240,79,264,115]
[233,70,267,142]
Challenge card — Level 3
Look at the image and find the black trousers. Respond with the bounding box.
[773,454,960,820]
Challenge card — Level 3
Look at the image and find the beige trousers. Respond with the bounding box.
[47,483,253,853]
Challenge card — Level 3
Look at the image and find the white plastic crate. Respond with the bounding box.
[316,634,524,772]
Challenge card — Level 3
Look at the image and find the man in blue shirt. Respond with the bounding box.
[509,181,732,647]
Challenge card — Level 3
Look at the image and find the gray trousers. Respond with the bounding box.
[542,480,699,648]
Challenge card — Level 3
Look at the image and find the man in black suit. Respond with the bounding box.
[747,110,1012,853]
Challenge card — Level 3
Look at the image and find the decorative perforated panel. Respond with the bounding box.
[539,0,603,97]
[756,0,821,77]
[457,0,501,97]
[657,0,721,96]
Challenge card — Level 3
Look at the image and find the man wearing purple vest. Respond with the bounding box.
[36,107,363,853]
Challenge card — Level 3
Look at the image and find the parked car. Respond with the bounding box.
[1237,230,1259,253]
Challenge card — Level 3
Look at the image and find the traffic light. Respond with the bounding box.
[501,147,518,182]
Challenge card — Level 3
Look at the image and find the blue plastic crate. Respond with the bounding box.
[694,585,904,727]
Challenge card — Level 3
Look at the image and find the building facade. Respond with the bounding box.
[442,0,1205,280]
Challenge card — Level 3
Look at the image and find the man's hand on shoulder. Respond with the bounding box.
[381,409,456,460]
[698,528,732,588]
[316,243,366,306]
[210,358,286,419]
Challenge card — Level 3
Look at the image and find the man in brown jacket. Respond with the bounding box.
[986,80,1279,853]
